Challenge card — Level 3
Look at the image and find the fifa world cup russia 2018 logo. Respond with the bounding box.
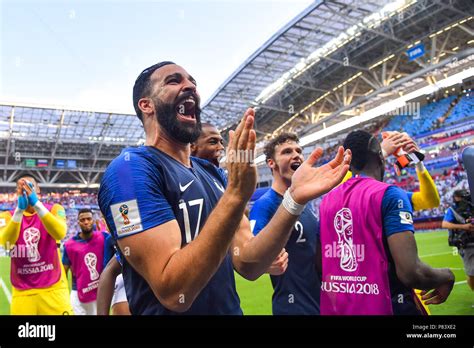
[334,208,358,272]
[24,227,41,262]
[119,204,130,225]
[84,252,99,281]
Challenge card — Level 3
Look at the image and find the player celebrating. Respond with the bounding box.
[318,130,454,315]
[0,176,73,315]
[97,124,227,316]
[62,208,114,315]
[190,122,225,167]
[98,61,351,315]
[250,133,319,314]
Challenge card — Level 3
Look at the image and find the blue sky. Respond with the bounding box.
[0,0,313,113]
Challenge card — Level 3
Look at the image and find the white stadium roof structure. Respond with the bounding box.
[201,0,474,152]
[1,0,473,190]
[0,103,143,190]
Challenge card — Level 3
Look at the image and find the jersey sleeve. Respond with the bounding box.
[382,186,415,237]
[0,211,12,234]
[249,196,277,236]
[98,150,176,240]
[443,208,456,223]
[410,168,440,210]
[50,204,67,223]
[102,232,115,268]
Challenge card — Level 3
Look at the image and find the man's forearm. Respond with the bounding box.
[158,192,247,309]
[97,262,121,315]
[410,261,454,290]
[442,221,466,230]
[239,205,299,279]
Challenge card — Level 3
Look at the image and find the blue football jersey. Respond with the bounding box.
[380,186,421,315]
[98,146,241,315]
[250,188,320,315]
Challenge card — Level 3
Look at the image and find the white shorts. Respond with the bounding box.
[70,290,97,315]
[111,274,127,307]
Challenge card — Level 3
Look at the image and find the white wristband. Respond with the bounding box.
[416,162,425,173]
[282,190,306,216]
[12,208,24,223]
[33,201,49,218]
[381,149,388,159]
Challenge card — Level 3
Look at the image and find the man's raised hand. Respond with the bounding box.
[289,146,351,205]
[225,108,257,202]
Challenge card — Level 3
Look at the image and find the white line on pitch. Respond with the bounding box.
[420,251,453,258]
[0,277,12,304]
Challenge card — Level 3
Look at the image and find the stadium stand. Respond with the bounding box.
[446,93,474,123]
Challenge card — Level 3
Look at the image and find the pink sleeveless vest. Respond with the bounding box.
[64,231,105,303]
[320,177,393,315]
[10,204,62,290]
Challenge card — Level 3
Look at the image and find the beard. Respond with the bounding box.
[153,95,202,144]
[81,227,94,235]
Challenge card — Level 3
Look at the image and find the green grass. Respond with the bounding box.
[0,255,12,315]
[0,229,472,315]
[235,272,273,315]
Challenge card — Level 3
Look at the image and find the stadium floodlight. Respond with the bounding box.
[254,66,474,165]
[254,0,417,104]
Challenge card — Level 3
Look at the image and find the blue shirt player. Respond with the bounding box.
[98,61,352,315]
[250,133,320,315]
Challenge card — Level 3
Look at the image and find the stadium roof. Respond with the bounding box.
[201,0,474,143]
[201,0,392,130]
[0,102,142,145]
[0,102,142,190]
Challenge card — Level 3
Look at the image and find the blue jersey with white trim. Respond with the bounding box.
[98,146,241,315]
[250,189,320,315]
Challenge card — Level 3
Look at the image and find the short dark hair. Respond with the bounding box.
[16,174,38,183]
[78,208,93,217]
[263,132,299,161]
[453,189,469,199]
[132,61,175,121]
[201,122,216,129]
[343,130,378,171]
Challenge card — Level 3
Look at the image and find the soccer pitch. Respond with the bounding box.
[0,229,472,315]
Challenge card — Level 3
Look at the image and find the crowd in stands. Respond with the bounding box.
[386,93,472,137]
[309,92,473,223]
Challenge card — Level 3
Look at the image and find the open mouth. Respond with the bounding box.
[290,162,301,171]
[176,97,197,123]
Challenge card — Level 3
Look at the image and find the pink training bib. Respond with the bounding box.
[64,231,105,303]
[320,177,393,315]
[10,204,62,290]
